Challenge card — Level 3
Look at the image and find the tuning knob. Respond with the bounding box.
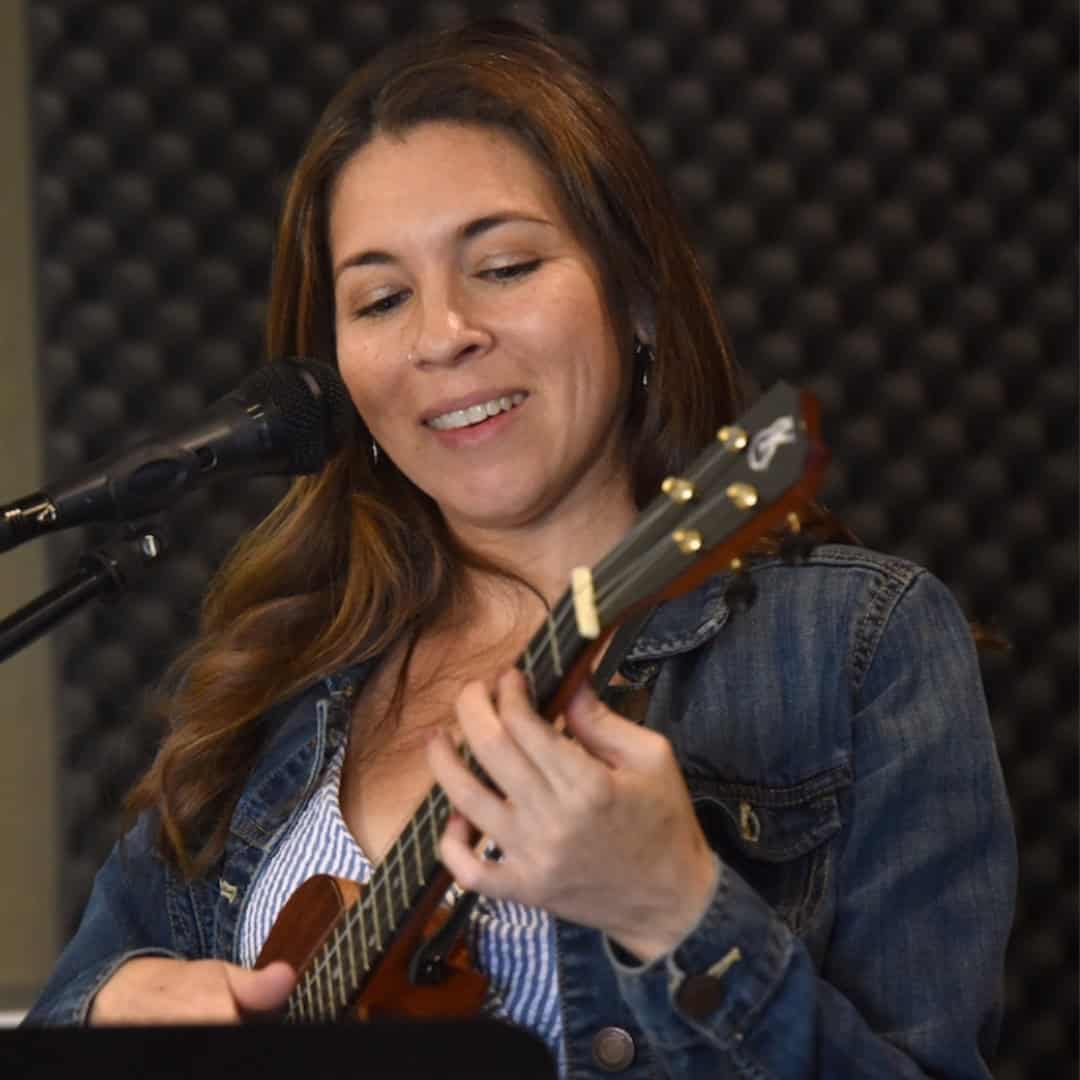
[726,482,759,510]
[661,476,695,503]
[671,528,703,554]
[717,425,749,450]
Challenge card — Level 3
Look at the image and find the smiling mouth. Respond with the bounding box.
[426,392,527,431]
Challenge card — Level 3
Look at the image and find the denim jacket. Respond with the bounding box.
[25,545,1016,1079]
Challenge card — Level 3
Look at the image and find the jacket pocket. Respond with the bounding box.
[686,764,850,935]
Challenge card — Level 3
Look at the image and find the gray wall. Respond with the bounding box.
[0,0,59,1011]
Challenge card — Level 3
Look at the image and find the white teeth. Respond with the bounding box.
[428,392,526,431]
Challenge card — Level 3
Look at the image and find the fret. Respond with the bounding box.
[382,867,398,940]
[427,789,441,853]
[434,787,451,832]
[333,931,348,1011]
[344,915,359,988]
[428,799,444,853]
[544,611,564,676]
[324,965,337,1020]
[297,974,311,1021]
[380,859,406,923]
[525,648,552,707]
[513,596,582,716]
[323,966,333,1019]
[329,964,343,1019]
[409,816,425,885]
[356,901,371,971]
[302,958,331,1021]
[370,884,384,950]
[520,643,538,704]
[395,845,409,907]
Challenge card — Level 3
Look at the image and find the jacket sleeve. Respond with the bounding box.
[21,813,188,1026]
[606,570,1017,1078]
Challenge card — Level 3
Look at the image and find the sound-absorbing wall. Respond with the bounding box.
[27,2,1077,1076]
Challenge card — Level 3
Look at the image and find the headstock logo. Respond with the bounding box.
[748,416,796,472]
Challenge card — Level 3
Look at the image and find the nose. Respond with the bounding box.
[408,280,490,368]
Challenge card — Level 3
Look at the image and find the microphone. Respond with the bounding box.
[0,357,355,554]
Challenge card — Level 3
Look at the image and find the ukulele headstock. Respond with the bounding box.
[582,382,829,633]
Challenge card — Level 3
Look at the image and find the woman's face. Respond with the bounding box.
[328,122,633,540]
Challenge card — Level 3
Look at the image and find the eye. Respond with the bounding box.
[352,289,409,319]
[479,258,542,283]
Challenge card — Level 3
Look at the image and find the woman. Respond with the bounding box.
[26,18,1016,1078]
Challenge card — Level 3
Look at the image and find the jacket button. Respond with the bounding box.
[591,1026,635,1071]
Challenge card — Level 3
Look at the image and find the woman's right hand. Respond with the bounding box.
[89,956,296,1024]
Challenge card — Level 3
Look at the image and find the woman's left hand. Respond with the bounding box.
[427,667,718,964]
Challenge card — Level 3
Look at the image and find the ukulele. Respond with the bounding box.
[255,381,829,1022]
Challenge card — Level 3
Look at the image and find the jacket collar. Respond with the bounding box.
[624,575,731,663]
[230,661,374,848]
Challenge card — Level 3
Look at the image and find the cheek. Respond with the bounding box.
[335,343,393,425]
[336,313,415,394]
[557,296,624,396]
[519,281,619,377]
[335,345,366,404]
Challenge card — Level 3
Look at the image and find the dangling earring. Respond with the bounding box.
[634,337,654,391]
[371,438,380,467]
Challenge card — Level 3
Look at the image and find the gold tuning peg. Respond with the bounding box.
[671,528,703,554]
[661,476,695,503]
[726,482,758,510]
[717,425,748,450]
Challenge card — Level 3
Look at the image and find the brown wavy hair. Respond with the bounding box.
[127,17,748,876]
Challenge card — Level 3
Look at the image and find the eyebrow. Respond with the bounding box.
[332,213,553,281]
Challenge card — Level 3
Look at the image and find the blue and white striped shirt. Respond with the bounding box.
[238,740,563,1060]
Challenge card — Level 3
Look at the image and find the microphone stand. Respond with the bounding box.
[0,519,168,663]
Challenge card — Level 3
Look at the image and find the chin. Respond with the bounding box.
[438,485,552,534]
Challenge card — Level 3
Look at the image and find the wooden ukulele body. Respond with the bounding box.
[256,871,488,1020]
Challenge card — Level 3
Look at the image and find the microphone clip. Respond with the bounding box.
[0,516,170,664]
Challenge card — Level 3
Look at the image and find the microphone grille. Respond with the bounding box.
[248,358,356,473]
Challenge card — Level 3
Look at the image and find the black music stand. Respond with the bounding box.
[3,1017,556,1078]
